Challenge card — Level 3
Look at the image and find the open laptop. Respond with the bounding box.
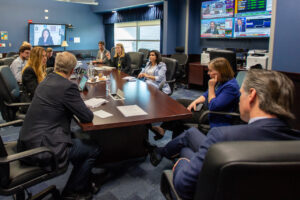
[78,75,88,91]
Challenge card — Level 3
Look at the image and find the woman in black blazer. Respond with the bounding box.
[107,43,131,74]
[21,46,47,101]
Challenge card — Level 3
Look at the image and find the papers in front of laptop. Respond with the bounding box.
[93,110,113,118]
[84,98,108,108]
[117,105,148,117]
[122,76,136,81]
[94,66,115,71]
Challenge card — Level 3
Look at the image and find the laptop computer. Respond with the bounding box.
[78,75,88,91]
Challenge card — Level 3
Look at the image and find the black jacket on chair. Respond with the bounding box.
[17,73,93,169]
[108,53,131,74]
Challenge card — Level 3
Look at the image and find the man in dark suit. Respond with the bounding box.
[205,21,219,34]
[17,52,101,200]
[235,18,246,32]
[150,69,300,199]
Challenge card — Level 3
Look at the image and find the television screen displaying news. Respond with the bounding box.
[201,0,235,19]
[201,18,233,38]
[200,0,272,39]
[29,24,66,47]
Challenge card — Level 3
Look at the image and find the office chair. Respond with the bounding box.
[161,141,300,200]
[0,65,30,122]
[0,57,16,67]
[6,52,18,58]
[127,52,144,76]
[160,57,178,96]
[111,47,116,58]
[171,47,188,84]
[0,120,68,200]
[138,48,150,66]
[187,71,247,134]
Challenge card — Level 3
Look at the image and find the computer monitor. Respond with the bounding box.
[209,49,237,73]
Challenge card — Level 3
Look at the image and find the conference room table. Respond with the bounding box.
[74,67,192,164]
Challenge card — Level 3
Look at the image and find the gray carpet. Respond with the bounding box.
[0,86,203,200]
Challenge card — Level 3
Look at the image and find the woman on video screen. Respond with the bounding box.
[38,29,54,46]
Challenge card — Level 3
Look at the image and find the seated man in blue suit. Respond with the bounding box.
[150,69,300,199]
[17,52,101,200]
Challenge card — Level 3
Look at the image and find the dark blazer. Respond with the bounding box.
[17,73,93,169]
[108,53,131,74]
[202,78,240,128]
[46,56,55,68]
[205,28,219,34]
[235,24,246,32]
[38,36,54,46]
[96,49,110,64]
[22,67,38,100]
[173,118,300,199]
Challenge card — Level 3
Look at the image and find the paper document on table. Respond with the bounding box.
[84,98,107,108]
[95,66,115,71]
[117,105,148,117]
[94,110,113,118]
[122,76,136,81]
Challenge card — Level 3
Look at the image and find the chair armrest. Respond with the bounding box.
[199,110,240,124]
[160,170,182,200]
[0,146,59,171]
[0,119,23,128]
[4,102,31,107]
[165,79,176,84]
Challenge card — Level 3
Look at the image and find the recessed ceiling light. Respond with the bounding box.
[112,10,117,13]
[148,4,154,7]
[44,9,49,13]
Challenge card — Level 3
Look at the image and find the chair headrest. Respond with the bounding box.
[175,46,184,53]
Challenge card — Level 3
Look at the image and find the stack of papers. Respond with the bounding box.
[93,110,113,118]
[84,98,107,108]
[95,66,115,71]
[117,105,148,117]
[122,76,136,81]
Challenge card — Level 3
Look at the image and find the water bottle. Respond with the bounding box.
[87,62,95,79]
[106,75,111,95]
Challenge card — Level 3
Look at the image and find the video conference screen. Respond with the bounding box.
[29,24,66,46]
[200,0,272,38]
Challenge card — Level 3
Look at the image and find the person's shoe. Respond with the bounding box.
[61,190,93,200]
[149,148,162,167]
[150,126,165,140]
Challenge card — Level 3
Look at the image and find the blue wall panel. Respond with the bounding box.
[0,0,104,53]
[271,0,300,73]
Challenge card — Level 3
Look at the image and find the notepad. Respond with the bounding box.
[93,110,113,118]
[84,98,107,108]
[122,76,136,81]
[117,105,148,117]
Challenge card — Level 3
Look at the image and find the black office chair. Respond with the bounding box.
[171,47,188,83]
[161,141,300,200]
[111,47,116,58]
[6,52,18,58]
[160,57,178,96]
[0,120,68,200]
[138,48,150,67]
[0,57,16,67]
[0,65,30,122]
[127,52,144,76]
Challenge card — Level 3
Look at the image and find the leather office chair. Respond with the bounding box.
[127,52,144,76]
[6,52,18,58]
[170,47,188,82]
[161,141,300,200]
[0,57,16,67]
[0,120,68,200]
[138,48,150,66]
[160,57,178,96]
[0,65,30,122]
[111,47,116,58]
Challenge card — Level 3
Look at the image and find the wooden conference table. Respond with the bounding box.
[75,68,192,164]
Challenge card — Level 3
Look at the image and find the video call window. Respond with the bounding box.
[201,0,234,19]
[234,15,271,38]
[201,18,233,38]
[29,24,65,47]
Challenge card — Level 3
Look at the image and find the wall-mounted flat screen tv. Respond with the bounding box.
[201,0,235,19]
[201,18,233,38]
[28,23,66,47]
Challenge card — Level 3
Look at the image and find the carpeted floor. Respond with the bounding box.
[0,86,203,200]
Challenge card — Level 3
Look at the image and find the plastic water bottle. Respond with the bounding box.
[106,76,111,95]
[87,62,95,79]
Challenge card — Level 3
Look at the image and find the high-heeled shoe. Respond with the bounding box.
[150,126,165,140]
